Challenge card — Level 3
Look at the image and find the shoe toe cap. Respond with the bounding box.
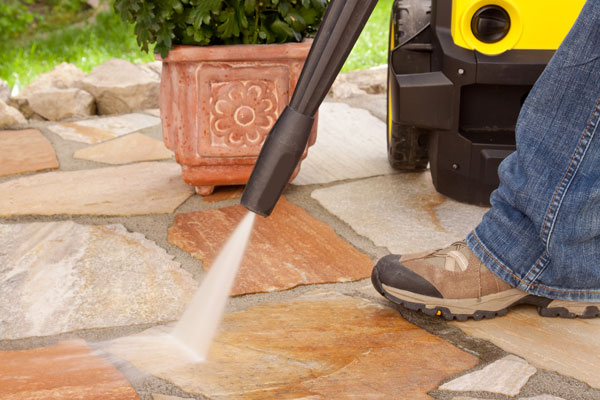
[372,254,443,299]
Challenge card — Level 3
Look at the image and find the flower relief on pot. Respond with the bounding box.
[211,79,278,149]
[198,63,290,158]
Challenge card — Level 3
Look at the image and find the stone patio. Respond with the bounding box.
[0,81,599,400]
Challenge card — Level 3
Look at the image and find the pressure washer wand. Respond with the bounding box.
[241,0,378,217]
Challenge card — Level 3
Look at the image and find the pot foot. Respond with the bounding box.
[195,186,215,196]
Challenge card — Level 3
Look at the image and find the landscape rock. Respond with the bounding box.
[0,79,9,102]
[20,62,87,98]
[0,129,59,177]
[331,65,387,96]
[0,221,197,339]
[7,96,37,119]
[73,132,173,164]
[0,340,140,399]
[0,162,194,216]
[28,88,96,121]
[80,58,160,114]
[106,292,479,399]
[329,81,367,100]
[439,355,537,396]
[0,99,27,127]
[141,61,163,77]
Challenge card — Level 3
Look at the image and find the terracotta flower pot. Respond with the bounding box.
[159,42,318,195]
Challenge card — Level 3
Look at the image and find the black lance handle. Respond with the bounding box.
[241,0,378,217]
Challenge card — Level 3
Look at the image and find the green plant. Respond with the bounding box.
[0,1,34,40]
[114,0,329,57]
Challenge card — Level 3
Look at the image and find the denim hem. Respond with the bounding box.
[466,230,600,302]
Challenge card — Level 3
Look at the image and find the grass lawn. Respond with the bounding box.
[0,10,155,89]
[0,0,393,89]
[342,0,393,72]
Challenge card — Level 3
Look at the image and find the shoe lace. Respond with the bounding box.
[428,241,469,272]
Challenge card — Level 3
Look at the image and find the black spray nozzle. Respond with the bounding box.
[241,0,378,217]
[241,106,314,217]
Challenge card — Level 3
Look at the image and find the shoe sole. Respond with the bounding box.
[372,268,600,321]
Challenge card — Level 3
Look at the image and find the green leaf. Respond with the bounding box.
[270,18,294,41]
[244,0,256,14]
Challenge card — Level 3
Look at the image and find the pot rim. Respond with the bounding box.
[156,39,313,63]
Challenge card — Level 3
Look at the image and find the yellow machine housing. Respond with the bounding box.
[451,0,586,55]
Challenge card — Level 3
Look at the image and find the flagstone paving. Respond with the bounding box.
[0,221,197,340]
[201,185,244,203]
[106,292,479,399]
[451,307,600,389]
[0,162,194,216]
[0,129,59,177]
[73,132,173,164]
[48,113,160,144]
[292,102,394,185]
[439,355,537,396]
[168,197,373,296]
[1,88,598,400]
[312,173,489,254]
[0,340,139,400]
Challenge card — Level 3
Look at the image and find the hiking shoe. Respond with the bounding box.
[371,241,600,321]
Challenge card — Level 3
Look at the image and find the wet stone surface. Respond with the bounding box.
[106,292,479,399]
[0,221,197,340]
[168,197,374,296]
[0,340,139,399]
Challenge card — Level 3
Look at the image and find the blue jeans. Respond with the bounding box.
[466,0,600,302]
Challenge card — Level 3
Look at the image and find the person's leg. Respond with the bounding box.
[372,0,600,319]
[467,0,600,303]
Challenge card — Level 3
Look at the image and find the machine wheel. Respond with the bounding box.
[387,0,431,171]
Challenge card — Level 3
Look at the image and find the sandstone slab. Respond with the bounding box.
[0,99,26,127]
[73,133,173,164]
[0,221,197,340]
[292,102,394,185]
[80,58,160,114]
[48,113,160,144]
[312,173,489,254]
[0,129,58,177]
[0,162,194,216]
[440,355,536,396]
[106,293,479,399]
[168,197,373,296]
[20,62,87,97]
[28,88,95,121]
[520,396,566,400]
[452,308,600,390]
[0,340,139,399]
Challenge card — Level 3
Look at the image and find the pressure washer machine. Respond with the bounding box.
[387,0,586,205]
